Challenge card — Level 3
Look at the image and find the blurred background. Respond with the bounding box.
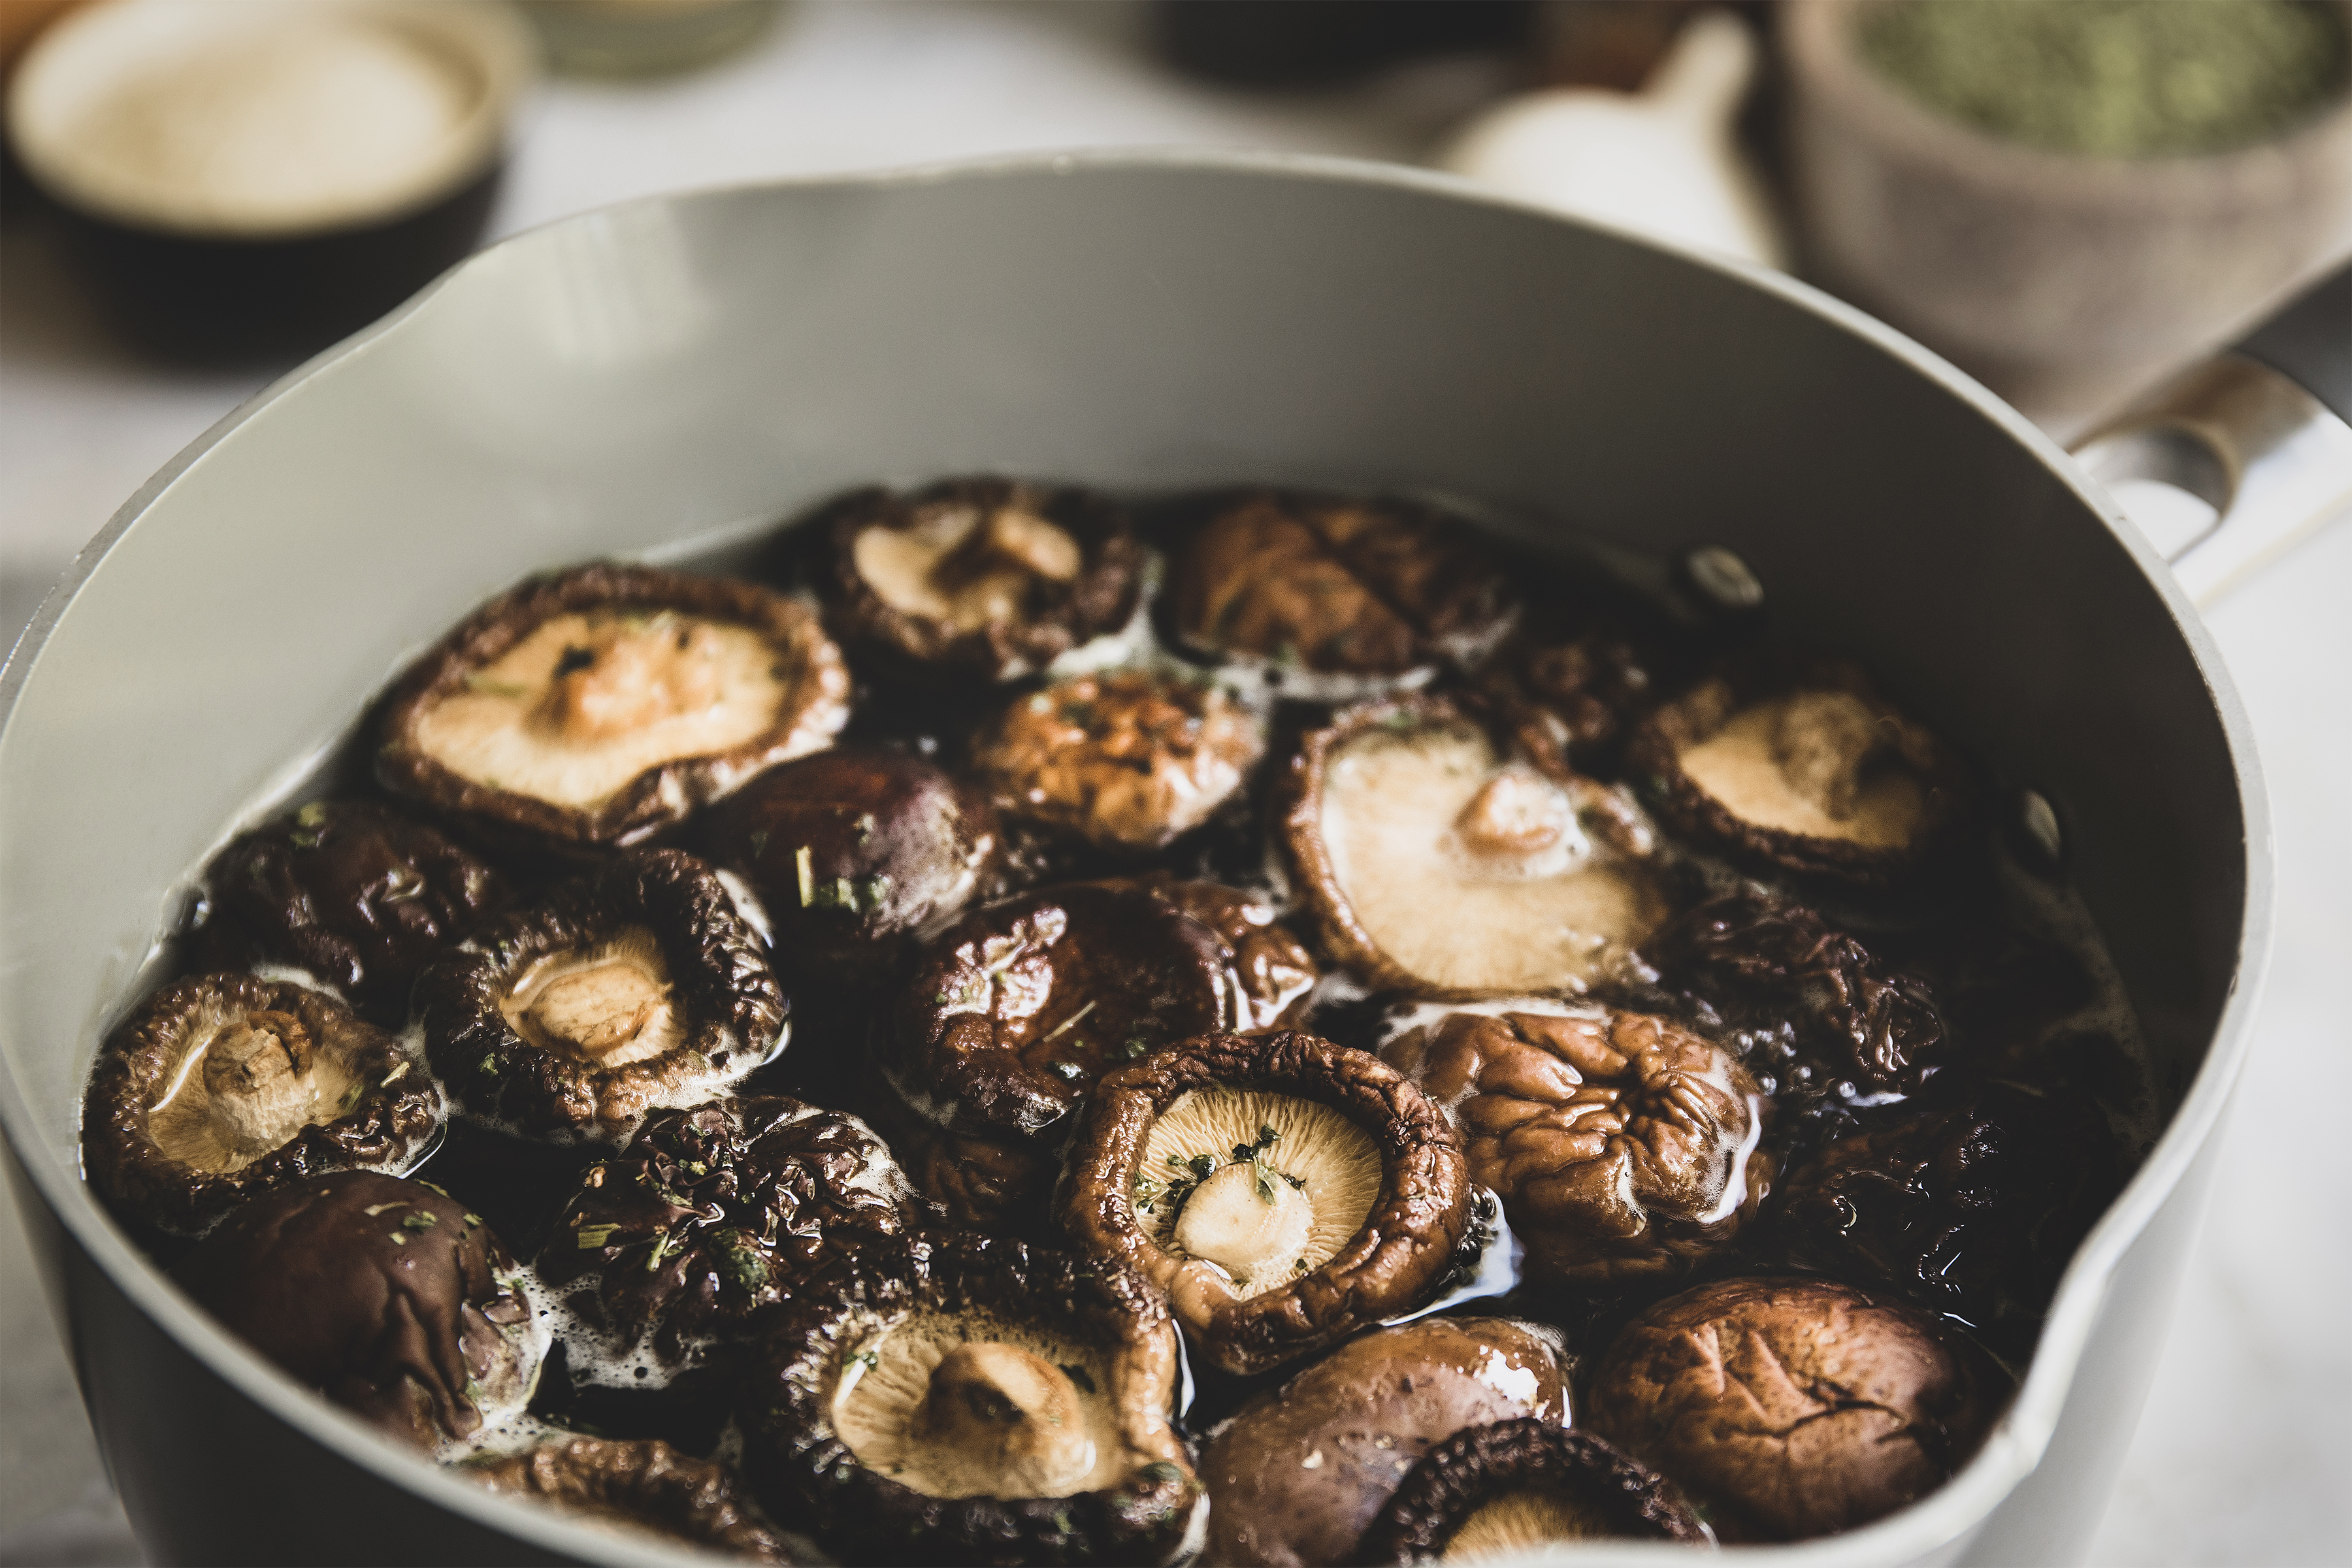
[2,3,2347,1564]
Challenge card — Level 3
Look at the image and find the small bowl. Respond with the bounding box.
[1783,0,2352,423]
[6,0,535,363]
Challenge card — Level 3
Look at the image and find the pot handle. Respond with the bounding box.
[2069,260,2352,608]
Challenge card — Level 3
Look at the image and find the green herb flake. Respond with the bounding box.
[795,845,815,907]
[387,1231,408,1247]
[1187,1153,1216,1182]
[1119,1034,1151,1061]
[464,1214,485,1230]
[363,1202,403,1217]
[296,800,331,828]
[1139,1462,1183,1484]
[576,1223,621,1250]
[477,1053,499,1077]
[1253,1163,1280,1205]
[858,874,892,910]
[645,1232,678,1273]
[1284,1172,1307,1190]
[463,673,531,699]
[850,1349,881,1370]
[380,1060,410,1088]
[401,1212,438,1232]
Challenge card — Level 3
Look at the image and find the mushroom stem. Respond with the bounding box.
[1172,1162,1316,1290]
[1451,765,1587,875]
[523,958,671,1061]
[201,1011,321,1156]
[933,507,1082,588]
[542,621,727,742]
[1771,691,1887,821]
[909,1342,1095,1497]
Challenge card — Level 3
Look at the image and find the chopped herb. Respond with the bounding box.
[1284,1173,1307,1190]
[1253,1163,1281,1205]
[387,1232,408,1247]
[477,1053,498,1077]
[338,1082,365,1113]
[363,1202,403,1217]
[576,1223,621,1249]
[1059,1363,1096,1393]
[850,1349,880,1370]
[1294,1257,1310,1273]
[464,1214,484,1230]
[685,1160,708,1177]
[380,1060,410,1088]
[401,1212,438,1232]
[1139,1462,1183,1484]
[1186,1153,1216,1182]
[747,828,769,857]
[858,874,892,909]
[795,845,814,907]
[1041,999,1098,1044]
[719,1232,772,1293]
[296,801,330,828]
[1119,1034,1151,1060]
[463,673,531,698]
[828,876,857,909]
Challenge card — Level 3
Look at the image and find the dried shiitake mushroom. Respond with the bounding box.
[1169,491,1516,695]
[814,476,1145,685]
[185,798,506,1026]
[464,1436,794,1561]
[1056,1030,1471,1375]
[698,745,1002,982]
[971,670,1264,853]
[1627,653,1970,887]
[1284,694,1667,998]
[1107,878,1318,1032]
[1384,1000,1768,1283]
[174,1171,545,1452]
[536,1096,921,1372]
[1356,1418,1710,1561]
[1583,1276,2007,1542]
[1195,1315,1571,1568]
[416,849,785,1143]
[738,1234,1203,1567]
[377,563,849,855]
[85,974,441,1237]
[881,883,1244,1145]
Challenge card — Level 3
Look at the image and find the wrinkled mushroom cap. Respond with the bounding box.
[465,1435,794,1561]
[1105,879,1318,1032]
[1356,1418,1710,1562]
[1583,1276,2008,1542]
[1056,1030,1471,1376]
[417,849,786,1143]
[1196,1316,1571,1568]
[1384,1000,1769,1282]
[739,1234,1203,1567]
[377,563,849,854]
[1629,654,1970,887]
[84,973,442,1237]
[1285,696,1667,998]
[972,670,1264,853]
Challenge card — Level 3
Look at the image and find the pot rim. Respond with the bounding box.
[0,147,2274,1565]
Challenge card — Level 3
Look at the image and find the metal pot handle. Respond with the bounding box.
[2070,261,2352,608]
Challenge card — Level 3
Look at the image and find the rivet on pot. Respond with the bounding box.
[2015,789,2065,870]
[1681,546,1764,613]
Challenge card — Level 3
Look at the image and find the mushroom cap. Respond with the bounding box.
[1283,694,1667,999]
[1056,1030,1473,1376]
[1195,1315,1571,1568]
[186,798,506,1026]
[970,670,1264,853]
[849,1065,1062,1237]
[1356,1418,1710,1561]
[376,563,849,855]
[698,745,1002,981]
[464,1435,794,1561]
[1582,1276,2008,1542]
[1477,612,1676,776]
[416,849,787,1144]
[174,1170,544,1451]
[536,1095,921,1370]
[1384,1000,1769,1283]
[1627,653,1972,888]
[1637,889,1946,1097]
[882,883,1245,1143]
[738,1233,1203,1567]
[1101,879,1318,1033]
[1169,491,1516,694]
[84,973,442,1237]
[815,476,1145,687]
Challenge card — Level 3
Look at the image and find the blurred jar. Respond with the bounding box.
[523,0,781,79]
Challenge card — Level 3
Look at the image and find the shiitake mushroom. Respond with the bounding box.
[1627,653,1972,887]
[1194,1315,1571,1568]
[416,849,786,1144]
[1582,1276,2007,1543]
[174,1171,545,1452]
[536,1096,923,1373]
[463,1436,795,1561]
[84,973,441,1237]
[813,477,1147,686]
[1356,1419,1710,1561]
[1383,1000,1769,1284]
[377,563,850,856]
[1056,1030,1471,1376]
[1169,491,1516,696]
[738,1233,1203,1567]
[184,798,506,1026]
[1284,694,1667,998]
[1105,878,1318,1032]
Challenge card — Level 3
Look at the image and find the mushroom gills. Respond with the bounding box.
[498,928,681,1066]
[854,503,1082,631]
[1677,696,1926,847]
[1140,1090,1381,1296]
[410,610,789,808]
[148,1004,363,1173]
[1322,721,1662,992]
[1441,1491,1618,1560]
[834,1309,1126,1499]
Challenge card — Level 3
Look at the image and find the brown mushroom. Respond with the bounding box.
[416,849,786,1143]
[737,1233,1203,1566]
[1582,1277,2008,1542]
[970,669,1264,854]
[376,563,849,855]
[1108,878,1318,1032]
[1195,1315,1571,1568]
[1627,653,1971,887]
[174,1171,546,1452]
[1356,1418,1711,1561]
[1056,1030,1471,1376]
[1383,1000,1769,1284]
[84,973,442,1237]
[1284,694,1668,998]
[463,1436,794,1561]
[1169,491,1516,696]
[815,476,1146,686]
